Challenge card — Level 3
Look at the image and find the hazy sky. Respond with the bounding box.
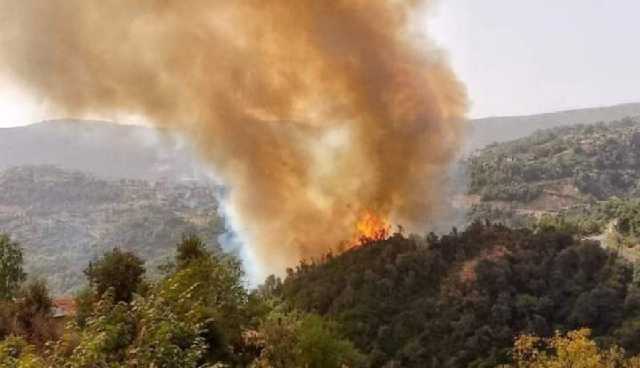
[429,0,640,118]
[0,1,638,127]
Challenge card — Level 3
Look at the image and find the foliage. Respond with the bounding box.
[0,234,363,367]
[466,118,640,235]
[176,232,211,269]
[528,198,640,243]
[0,336,46,368]
[253,309,365,368]
[152,253,251,364]
[512,328,640,367]
[468,117,640,203]
[73,288,95,329]
[0,233,26,300]
[0,280,58,348]
[14,280,58,347]
[9,219,640,367]
[84,247,145,303]
[277,223,640,367]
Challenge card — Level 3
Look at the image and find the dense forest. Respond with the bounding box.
[275,223,640,367]
[3,222,640,367]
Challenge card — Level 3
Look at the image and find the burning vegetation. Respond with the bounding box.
[349,211,392,247]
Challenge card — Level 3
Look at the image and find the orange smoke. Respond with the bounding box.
[0,0,467,278]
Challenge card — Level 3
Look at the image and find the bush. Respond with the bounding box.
[254,310,365,368]
[15,280,58,347]
[0,336,46,368]
[84,248,145,303]
[512,329,640,367]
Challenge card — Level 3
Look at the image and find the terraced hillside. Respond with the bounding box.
[466,117,640,226]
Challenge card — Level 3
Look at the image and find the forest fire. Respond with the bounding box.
[349,211,392,247]
[0,0,467,277]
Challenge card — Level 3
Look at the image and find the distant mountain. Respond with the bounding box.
[4,103,639,176]
[466,102,640,152]
[0,165,224,294]
[0,119,210,181]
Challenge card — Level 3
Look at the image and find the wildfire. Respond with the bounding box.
[348,210,391,247]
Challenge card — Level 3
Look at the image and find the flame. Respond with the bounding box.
[349,210,391,247]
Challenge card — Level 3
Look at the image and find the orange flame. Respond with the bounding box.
[348,211,391,247]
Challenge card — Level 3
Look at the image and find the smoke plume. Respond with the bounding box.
[0,0,467,276]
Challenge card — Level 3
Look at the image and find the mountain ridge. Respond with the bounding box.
[466,102,640,152]
[3,102,640,179]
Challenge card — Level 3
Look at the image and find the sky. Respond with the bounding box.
[0,1,639,127]
[429,0,640,118]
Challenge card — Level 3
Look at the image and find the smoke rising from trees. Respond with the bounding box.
[0,0,467,275]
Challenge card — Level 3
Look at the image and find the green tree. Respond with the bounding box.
[63,296,137,367]
[158,252,250,363]
[176,233,209,269]
[84,248,145,303]
[53,247,257,367]
[15,280,57,348]
[0,234,26,300]
[73,287,95,329]
[254,310,364,368]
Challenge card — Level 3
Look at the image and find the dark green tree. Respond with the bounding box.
[84,248,145,303]
[176,233,209,269]
[16,280,52,317]
[15,280,57,347]
[0,234,26,300]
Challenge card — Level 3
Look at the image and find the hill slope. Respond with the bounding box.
[0,165,224,294]
[275,223,638,367]
[466,117,640,226]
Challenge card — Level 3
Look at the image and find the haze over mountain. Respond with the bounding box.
[466,102,640,153]
[0,121,224,294]
[0,119,211,181]
[2,103,639,172]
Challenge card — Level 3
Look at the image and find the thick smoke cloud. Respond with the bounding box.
[0,0,467,276]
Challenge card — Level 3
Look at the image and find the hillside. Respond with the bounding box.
[0,165,224,294]
[274,223,639,367]
[466,117,640,226]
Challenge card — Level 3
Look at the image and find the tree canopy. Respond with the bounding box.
[84,247,145,303]
[0,234,26,300]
